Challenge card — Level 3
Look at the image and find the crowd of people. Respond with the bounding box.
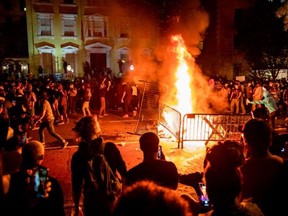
[208,78,288,129]
[1,74,288,216]
[1,113,288,216]
[0,73,143,150]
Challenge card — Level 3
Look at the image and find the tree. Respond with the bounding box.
[276,1,288,31]
[237,0,288,81]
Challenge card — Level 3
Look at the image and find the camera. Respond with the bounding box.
[34,166,49,198]
[198,182,210,208]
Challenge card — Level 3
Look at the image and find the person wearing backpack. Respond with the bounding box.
[71,115,127,216]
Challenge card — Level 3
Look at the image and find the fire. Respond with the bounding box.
[159,35,212,149]
[159,34,196,143]
[172,35,193,114]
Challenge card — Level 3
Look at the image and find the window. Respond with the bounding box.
[37,14,54,36]
[119,22,129,38]
[62,0,75,4]
[62,15,77,37]
[84,15,107,38]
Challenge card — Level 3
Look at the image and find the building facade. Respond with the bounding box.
[6,0,277,81]
[25,0,149,79]
[199,0,256,80]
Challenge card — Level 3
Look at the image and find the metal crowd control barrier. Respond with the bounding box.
[181,113,252,148]
[159,104,182,148]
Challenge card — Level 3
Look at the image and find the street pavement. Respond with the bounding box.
[28,110,288,215]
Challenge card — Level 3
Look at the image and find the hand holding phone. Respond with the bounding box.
[199,182,210,208]
[34,166,49,198]
[157,145,165,160]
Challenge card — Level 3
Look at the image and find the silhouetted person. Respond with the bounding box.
[126,132,178,190]
[241,118,287,216]
[71,115,127,216]
[2,140,66,216]
[112,181,193,216]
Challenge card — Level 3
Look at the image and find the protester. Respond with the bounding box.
[24,83,37,130]
[201,140,264,216]
[121,80,132,118]
[33,91,68,149]
[57,83,69,124]
[68,82,77,114]
[99,75,111,117]
[241,118,288,216]
[2,140,66,216]
[126,132,178,190]
[112,180,193,216]
[229,82,242,114]
[0,99,9,149]
[251,82,263,112]
[71,115,127,216]
[82,83,92,116]
[246,87,278,129]
[179,140,264,216]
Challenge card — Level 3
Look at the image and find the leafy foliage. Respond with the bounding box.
[237,0,288,80]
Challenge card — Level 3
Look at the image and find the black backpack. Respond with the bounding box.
[86,138,122,201]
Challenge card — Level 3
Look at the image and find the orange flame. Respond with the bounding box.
[160,34,196,141]
[171,35,193,115]
[159,35,215,150]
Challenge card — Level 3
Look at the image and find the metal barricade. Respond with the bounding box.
[181,113,252,148]
[132,80,164,135]
[158,104,182,148]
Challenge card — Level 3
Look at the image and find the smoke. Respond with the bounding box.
[107,0,228,113]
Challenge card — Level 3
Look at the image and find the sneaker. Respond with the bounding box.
[122,114,129,118]
[103,114,108,116]
[57,121,65,125]
[61,141,69,149]
[99,115,104,118]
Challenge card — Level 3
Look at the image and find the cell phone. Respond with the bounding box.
[199,182,210,208]
[34,166,49,198]
[157,145,162,159]
[18,132,27,147]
